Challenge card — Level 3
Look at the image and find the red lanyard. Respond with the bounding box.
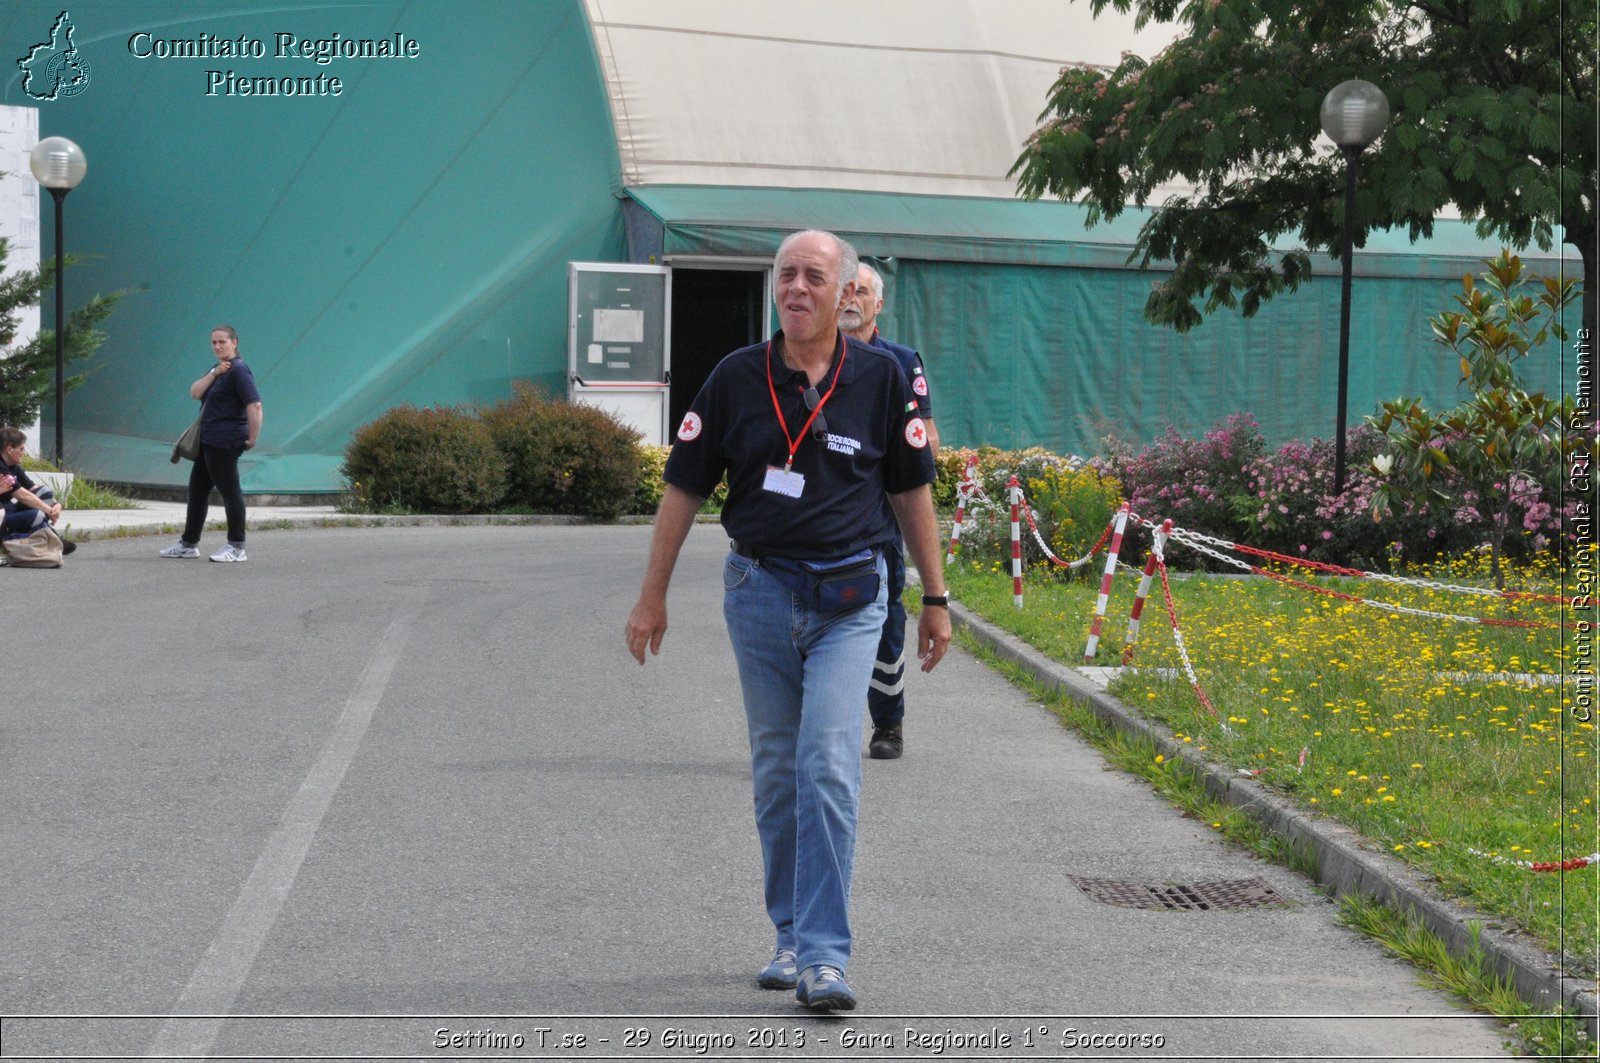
[766,334,846,471]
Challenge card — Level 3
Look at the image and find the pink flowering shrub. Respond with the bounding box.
[1098,413,1264,541]
[1097,415,1568,570]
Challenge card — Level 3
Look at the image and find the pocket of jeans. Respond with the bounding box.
[724,554,753,591]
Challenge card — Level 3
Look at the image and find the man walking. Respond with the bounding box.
[841,263,939,760]
[624,231,951,1012]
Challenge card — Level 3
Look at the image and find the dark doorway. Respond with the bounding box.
[669,268,766,429]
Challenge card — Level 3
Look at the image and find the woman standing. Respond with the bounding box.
[159,325,262,562]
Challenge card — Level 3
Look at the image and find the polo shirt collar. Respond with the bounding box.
[770,329,856,387]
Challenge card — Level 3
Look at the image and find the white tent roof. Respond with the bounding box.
[583,0,1178,198]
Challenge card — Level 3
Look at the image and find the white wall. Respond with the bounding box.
[0,106,41,453]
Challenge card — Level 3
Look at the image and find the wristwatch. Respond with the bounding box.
[921,594,949,607]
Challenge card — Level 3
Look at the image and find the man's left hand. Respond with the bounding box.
[915,604,951,672]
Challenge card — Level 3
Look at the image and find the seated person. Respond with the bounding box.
[0,427,74,553]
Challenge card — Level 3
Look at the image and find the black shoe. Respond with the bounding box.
[60,538,76,555]
[868,725,903,760]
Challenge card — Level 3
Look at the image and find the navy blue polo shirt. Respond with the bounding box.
[868,328,934,419]
[0,462,36,510]
[199,360,262,447]
[664,330,936,561]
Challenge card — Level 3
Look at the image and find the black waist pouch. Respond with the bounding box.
[764,550,881,612]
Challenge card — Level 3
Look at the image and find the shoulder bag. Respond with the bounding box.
[2,526,64,568]
[171,387,210,463]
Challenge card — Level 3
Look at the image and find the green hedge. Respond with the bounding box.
[342,405,507,514]
[481,385,641,520]
[343,389,657,519]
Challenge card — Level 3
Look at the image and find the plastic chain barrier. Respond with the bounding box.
[1082,503,1131,662]
[1152,529,1220,719]
[1121,519,1173,665]
[945,476,1116,614]
[1126,513,1561,632]
[1466,847,1600,873]
[945,455,982,565]
[1134,512,1583,608]
[1019,493,1116,571]
[1009,477,1024,609]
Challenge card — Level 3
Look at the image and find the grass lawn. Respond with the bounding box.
[944,551,1597,974]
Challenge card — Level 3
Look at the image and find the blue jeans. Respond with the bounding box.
[722,549,888,975]
[868,539,907,728]
[2,485,54,535]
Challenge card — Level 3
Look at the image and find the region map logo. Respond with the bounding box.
[17,11,92,101]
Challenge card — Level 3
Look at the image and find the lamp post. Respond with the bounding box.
[1320,80,1388,496]
[28,136,87,466]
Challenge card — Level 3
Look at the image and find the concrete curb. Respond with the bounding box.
[949,598,1599,1035]
[60,508,715,542]
[63,512,596,542]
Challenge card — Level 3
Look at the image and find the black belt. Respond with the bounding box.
[732,541,877,565]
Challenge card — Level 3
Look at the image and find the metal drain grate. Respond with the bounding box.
[1068,875,1290,911]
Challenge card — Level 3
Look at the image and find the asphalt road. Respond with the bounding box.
[2,524,1511,1061]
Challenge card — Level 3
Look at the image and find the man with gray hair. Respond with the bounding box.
[625,230,950,1012]
[841,262,939,760]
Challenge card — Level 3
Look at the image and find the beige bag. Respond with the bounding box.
[2,525,64,568]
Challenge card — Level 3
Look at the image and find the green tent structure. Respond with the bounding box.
[3,0,1574,494]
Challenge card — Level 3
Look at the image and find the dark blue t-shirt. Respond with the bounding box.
[664,331,936,561]
[198,360,262,447]
[868,328,934,419]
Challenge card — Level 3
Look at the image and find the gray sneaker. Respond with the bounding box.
[795,964,856,1011]
[159,541,199,559]
[756,948,798,990]
[209,543,247,563]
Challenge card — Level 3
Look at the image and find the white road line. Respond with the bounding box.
[147,583,430,1059]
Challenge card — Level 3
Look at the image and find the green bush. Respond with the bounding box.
[631,443,669,514]
[932,448,975,510]
[629,443,732,515]
[482,385,642,520]
[342,405,507,514]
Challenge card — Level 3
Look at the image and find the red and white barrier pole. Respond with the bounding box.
[1009,476,1024,608]
[1083,503,1130,662]
[1122,518,1172,665]
[946,455,979,564]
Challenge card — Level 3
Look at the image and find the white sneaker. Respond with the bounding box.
[159,541,200,558]
[209,543,247,563]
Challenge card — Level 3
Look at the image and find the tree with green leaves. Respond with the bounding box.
[1011,0,1596,346]
[1368,250,1581,587]
[0,236,121,440]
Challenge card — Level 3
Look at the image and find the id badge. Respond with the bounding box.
[763,465,805,499]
